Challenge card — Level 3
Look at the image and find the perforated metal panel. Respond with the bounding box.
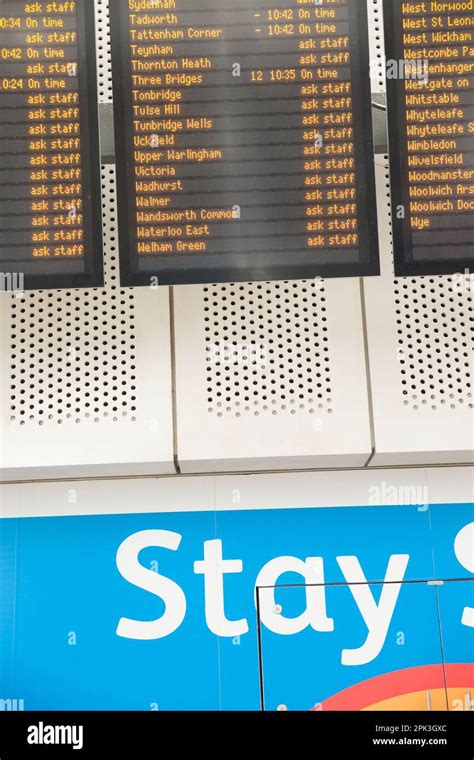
[202,281,333,419]
[368,0,385,95]
[96,0,113,104]
[173,279,372,472]
[363,159,474,465]
[0,167,174,479]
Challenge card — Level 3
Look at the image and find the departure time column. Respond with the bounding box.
[0,1,85,268]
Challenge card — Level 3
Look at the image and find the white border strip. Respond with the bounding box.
[0,466,472,519]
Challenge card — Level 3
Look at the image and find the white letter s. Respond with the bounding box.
[116,529,186,640]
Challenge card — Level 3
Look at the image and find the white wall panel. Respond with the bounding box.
[173,279,372,472]
[0,476,214,519]
[1,466,472,519]
[364,160,474,466]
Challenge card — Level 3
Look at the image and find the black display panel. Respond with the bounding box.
[384,0,474,277]
[111,0,379,286]
[0,0,103,290]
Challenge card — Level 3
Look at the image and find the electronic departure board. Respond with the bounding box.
[111,0,379,286]
[385,0,474,277]
[0,0,103,290]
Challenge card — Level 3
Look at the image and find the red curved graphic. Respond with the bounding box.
[312,664,474,711]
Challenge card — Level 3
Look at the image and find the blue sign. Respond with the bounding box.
[0,502,472,710]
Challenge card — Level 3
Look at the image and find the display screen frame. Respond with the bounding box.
[111,0,380,287]
[383,0,474,278]
[0,0,103,291]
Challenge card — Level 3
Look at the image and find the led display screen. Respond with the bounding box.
[384,0,474,276]
[0,0,103,290]
[111,0,379,286]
